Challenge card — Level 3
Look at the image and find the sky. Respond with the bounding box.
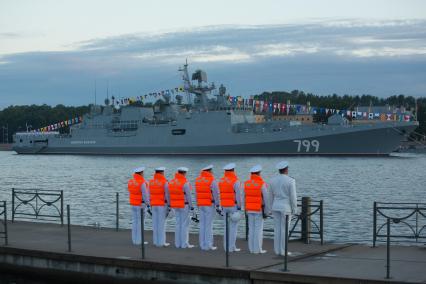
[1,0,426,108]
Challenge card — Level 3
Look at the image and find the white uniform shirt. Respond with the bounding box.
[141,182,150,206]
[269,174,297,214]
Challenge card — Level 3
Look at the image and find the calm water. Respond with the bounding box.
[0,151,425,244]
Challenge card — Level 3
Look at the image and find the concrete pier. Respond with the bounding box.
[0,221,425,283]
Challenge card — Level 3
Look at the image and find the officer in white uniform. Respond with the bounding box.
[269,161,297,256]
[129,167,150,245]
[150,166,170,247]
[166,167,195,248]
[194,164,220,251]
[219,163,242,252]
[242,165,270,254]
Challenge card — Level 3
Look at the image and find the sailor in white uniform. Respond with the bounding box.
[268,161,298,255]
[242,165,270,254]
[166,167,195,248]
[194,164,220,250]
[149,166,170,247]
[218,163,242,252]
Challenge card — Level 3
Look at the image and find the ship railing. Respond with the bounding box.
[0,201,8,245]
[11,188,64,225]
[373,201,426,246]
[256,197,324,245]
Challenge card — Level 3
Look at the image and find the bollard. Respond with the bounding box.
[141,207,145,259]
[245,212,248,241]
[4,201,8,246]
[67,204,71,252]
[373,201,377,247]
[283,214,289,271]
[225,212,229,267]
[386,218,391,279]
[116,192,119,231]
[301,197,311,244]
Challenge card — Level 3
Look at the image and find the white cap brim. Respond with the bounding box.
[202,164,213,171]
[177,167,188,172]
[249,165,262,173]
[133,166,145,173]
[155,166,166,171]
[276,161,289,170]
[223,163,236,170]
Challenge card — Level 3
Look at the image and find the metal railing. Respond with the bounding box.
[259,197,324,244]
[0,201,8,245]
[373,202,426,246]
[12,188,64,225]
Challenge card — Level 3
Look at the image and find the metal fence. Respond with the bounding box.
[12,188,64,225]
[258,197,324,244]
[373,202,426,246]
[0,201,8,245]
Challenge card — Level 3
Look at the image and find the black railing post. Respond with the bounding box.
[225,212,229,267]
[60,190,64,226]
[373,201,377,247]
[320,200,324,245]
[386,218,391,279]
[301,197,311,244]
[4,201,8,246]
[116,192,119,231]
[141,207,145,259]
[415,204,419,243]
[11,188,15,223]
[283,214,289,272]
[245,212,248,241]
[67,204,71,252]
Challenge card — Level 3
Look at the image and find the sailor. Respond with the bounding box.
[127,166,149,245]
[269,161,298,256]
[242,165,270,254]
[149,166,170,247]
[218,163,242,252]
[194,164,219,250]
[167,167,194,248]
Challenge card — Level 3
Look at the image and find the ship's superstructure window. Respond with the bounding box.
[172,129,186,135]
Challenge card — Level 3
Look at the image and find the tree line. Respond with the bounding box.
[0,91,425,143]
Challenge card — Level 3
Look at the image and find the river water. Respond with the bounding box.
[0,151,425,244]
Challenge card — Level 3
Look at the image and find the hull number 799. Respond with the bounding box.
[293,139,320,152]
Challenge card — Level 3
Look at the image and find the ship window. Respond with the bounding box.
[30,140,32,143]
[172,129,186,135]
[20,139,23,143]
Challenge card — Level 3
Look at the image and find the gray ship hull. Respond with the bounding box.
[13,118,418,155]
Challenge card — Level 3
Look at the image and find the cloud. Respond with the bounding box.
[1,19,426,108]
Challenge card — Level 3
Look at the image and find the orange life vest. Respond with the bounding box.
[195,171,215,206]
[168,173,187,208]
[244,174,264,212]
[128,173,145,206]
[218,171,238,208]
[149,173,168,207]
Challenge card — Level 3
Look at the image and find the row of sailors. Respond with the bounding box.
[127,161,297,255]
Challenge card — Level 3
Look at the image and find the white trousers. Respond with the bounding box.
[152,206,167,247]
[222,206,239,251]
[272,211,292,255]
[174,206,191,248]
[198,205,215,250]
[247,212,264,253]
[131,205,142,245]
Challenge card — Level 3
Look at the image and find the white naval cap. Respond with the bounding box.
[177,167,189,172]
[249,164,262,173]
[202,164,213,171]
[133,166,145,173]
[155,166,166,171]
[223,163,236,170]
[276,161,289,170]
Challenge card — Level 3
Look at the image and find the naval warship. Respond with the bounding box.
[13,63,419,155]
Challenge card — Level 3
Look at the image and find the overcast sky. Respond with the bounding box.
[1,0,426,108]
